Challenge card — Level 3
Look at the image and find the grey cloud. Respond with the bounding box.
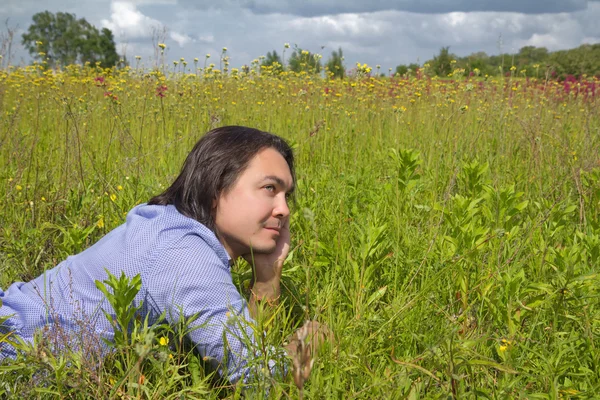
[178,0,593,16]
[2,0,600,73]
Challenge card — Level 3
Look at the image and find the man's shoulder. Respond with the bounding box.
[125,203,229,263]
[127,203,210,237]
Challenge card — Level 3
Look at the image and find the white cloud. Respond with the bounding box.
[445,12,468,27]
[101,0,198,52]
[101,1,161,39]
[288,13,392,38]
[198,34,215,43]
[170,31,192,47]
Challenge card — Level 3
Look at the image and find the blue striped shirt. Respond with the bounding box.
[0,203,262,383]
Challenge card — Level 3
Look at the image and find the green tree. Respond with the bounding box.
[325,47,345,79]
[261,50,284,74]
[288,47,322,74]
[431,46,454,77]
[395,64,408,76]
[22,11,120,68]
[517,46,548,65]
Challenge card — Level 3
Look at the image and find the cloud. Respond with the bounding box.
[101,0,201,53]
[288,13,392,38]
[2,0,600,71]
[101,1,162,39]
[170,31,192,47]
[177,0,596,17]
[197,34,215,43]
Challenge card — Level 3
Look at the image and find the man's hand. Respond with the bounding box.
[244,218,290,317]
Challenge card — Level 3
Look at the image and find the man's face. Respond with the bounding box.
[214,147,293,259]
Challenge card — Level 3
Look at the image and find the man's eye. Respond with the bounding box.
[265,185,275,192]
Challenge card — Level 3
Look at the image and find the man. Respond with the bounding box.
[0,126,322,384]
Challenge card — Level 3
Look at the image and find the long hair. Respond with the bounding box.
[149,126,295,231]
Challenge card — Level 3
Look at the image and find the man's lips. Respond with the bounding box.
[264,225,281,232]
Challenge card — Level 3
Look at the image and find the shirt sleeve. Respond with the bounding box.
[145,233,256,383]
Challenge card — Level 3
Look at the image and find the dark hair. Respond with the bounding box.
[149,126,295,231]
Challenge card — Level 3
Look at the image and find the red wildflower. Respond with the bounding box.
[156,85,168,98]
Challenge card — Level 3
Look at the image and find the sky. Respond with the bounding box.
[2,0,600,71]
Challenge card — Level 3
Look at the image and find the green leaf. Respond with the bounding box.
[366,286,387,306]
[467,359,518,374]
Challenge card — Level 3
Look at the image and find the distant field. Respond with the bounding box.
[1,63,599,398]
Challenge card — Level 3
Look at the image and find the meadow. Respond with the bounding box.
[0,57,599,398]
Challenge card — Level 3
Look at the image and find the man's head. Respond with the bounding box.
[149,126,295,256]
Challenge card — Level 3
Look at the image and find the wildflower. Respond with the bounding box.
[135,55,141,60]
[222,47,228,52]
[117,185,123,191]
[110,193,117,202]
[156,85,168,98]
[97,218,105,228]
[158,43,166,50]
[159,336,169,346]
[16,185,22,191]
[206,53,211,58]
[499,338,512,353]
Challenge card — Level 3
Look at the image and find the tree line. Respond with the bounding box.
[397,44,600,79]
[260,46,345,78]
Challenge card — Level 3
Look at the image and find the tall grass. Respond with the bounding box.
[1,62,599,398]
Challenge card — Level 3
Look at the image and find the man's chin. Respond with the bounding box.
[246,240,277,255]
[249,244,277,255]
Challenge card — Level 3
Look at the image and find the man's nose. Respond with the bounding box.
[274,195,290,218]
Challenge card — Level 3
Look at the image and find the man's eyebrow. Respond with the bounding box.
[263,175,295,192]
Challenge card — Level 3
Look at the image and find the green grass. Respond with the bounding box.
[1,63,599,398]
